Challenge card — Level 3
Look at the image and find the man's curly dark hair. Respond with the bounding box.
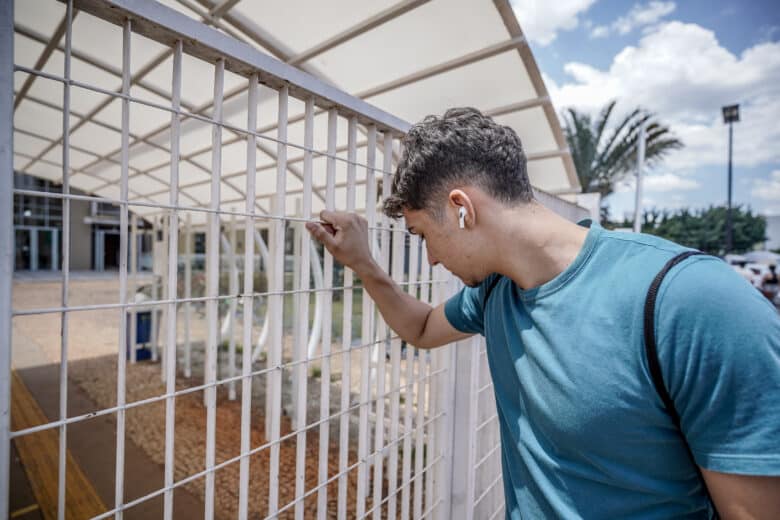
[383,107,533,219]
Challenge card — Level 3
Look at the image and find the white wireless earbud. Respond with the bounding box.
[458,206,466,229]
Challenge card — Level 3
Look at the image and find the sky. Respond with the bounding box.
[510,0,780,221]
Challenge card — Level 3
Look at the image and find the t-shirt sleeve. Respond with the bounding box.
[443,274,498,336]
[656,256,780,475]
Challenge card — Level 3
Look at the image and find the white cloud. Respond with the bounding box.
[644,173,701,191]
[615,1,676,34]
[511,0,597,46]
[590,25,610,38]
[752,170,780,201]
[546,21,780,170]
[591,1,676,38]
[614,172,700,194]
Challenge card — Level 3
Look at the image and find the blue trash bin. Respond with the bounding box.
[126,310,153,361]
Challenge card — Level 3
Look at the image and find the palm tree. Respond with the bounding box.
[563,100,683,198]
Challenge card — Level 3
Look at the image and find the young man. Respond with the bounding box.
[306,108,780,518]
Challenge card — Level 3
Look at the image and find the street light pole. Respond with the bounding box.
[633,120,647,234]
[726,120,733,252]
[722,104,739,254]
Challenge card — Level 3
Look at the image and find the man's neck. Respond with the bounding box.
[488,202,590,290]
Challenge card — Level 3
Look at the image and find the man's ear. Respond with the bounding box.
[448,189,476,228]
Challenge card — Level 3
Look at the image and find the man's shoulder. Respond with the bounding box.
[656,254,779,343]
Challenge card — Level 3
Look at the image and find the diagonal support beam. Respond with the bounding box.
[288,0,431,66]
[15,23,197,111]
[355,35,526,100]
[13,11,79,111]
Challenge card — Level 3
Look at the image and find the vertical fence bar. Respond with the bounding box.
[130,214,137,364]
[423,271,437,515]
[356,125,377,519]
[163,38,182,520]
[316,107,337,520]
[446,336,479,519]
[414,253,431,519]
[114,18,132,519]
[57,3,74,518]
[434,268,457,520]
[401,233,420,520]
[293,96,314,520]
[228,211,237,401]
[337,116,358,519]
[0,0,11,516]
[238,72,258,520]
[204,57,224,520]
[268,85,288,516]
[371,132,393,519]
[184,213,192,378]
[387,217,405,520]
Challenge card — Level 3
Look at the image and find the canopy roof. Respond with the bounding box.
[12,0,580,225]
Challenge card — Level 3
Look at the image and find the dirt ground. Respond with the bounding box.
[11,274,432,519]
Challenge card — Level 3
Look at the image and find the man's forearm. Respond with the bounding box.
[353,260,433,346]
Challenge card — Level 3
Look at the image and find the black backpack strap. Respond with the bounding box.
[644,250,718,517]
[483,274,503,309]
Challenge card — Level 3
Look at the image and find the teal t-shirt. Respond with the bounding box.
[444,222,780,519]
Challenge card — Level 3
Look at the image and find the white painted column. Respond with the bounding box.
[150,215,159,363]
[228,211,238,401]
[130,214,137,364]
[161,212,169,382]
[184,213,192,378]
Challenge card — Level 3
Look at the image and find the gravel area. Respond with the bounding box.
[68,354,383,519]
[13,276,424,519]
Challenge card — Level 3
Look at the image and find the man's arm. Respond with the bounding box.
[306,211,471,349]
[702,469,780,519]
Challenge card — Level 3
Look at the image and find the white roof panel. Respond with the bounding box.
[12,0,581,221]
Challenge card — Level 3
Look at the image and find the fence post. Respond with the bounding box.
[448,332,480,520]
[0,1,14,516]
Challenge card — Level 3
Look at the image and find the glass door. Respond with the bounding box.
[13,226,59,271]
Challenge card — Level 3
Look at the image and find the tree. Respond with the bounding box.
[563,100,683,198]
[633,205,767,255]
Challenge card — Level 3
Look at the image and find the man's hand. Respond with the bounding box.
[305,210,471,349]
[305,210,374,275]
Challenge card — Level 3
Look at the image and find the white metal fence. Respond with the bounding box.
[2,1,590,518]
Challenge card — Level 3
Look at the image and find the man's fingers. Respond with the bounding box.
[305,222,337,248]
[319,209,347,226]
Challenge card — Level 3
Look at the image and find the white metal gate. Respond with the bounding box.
[1,1,591,518]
